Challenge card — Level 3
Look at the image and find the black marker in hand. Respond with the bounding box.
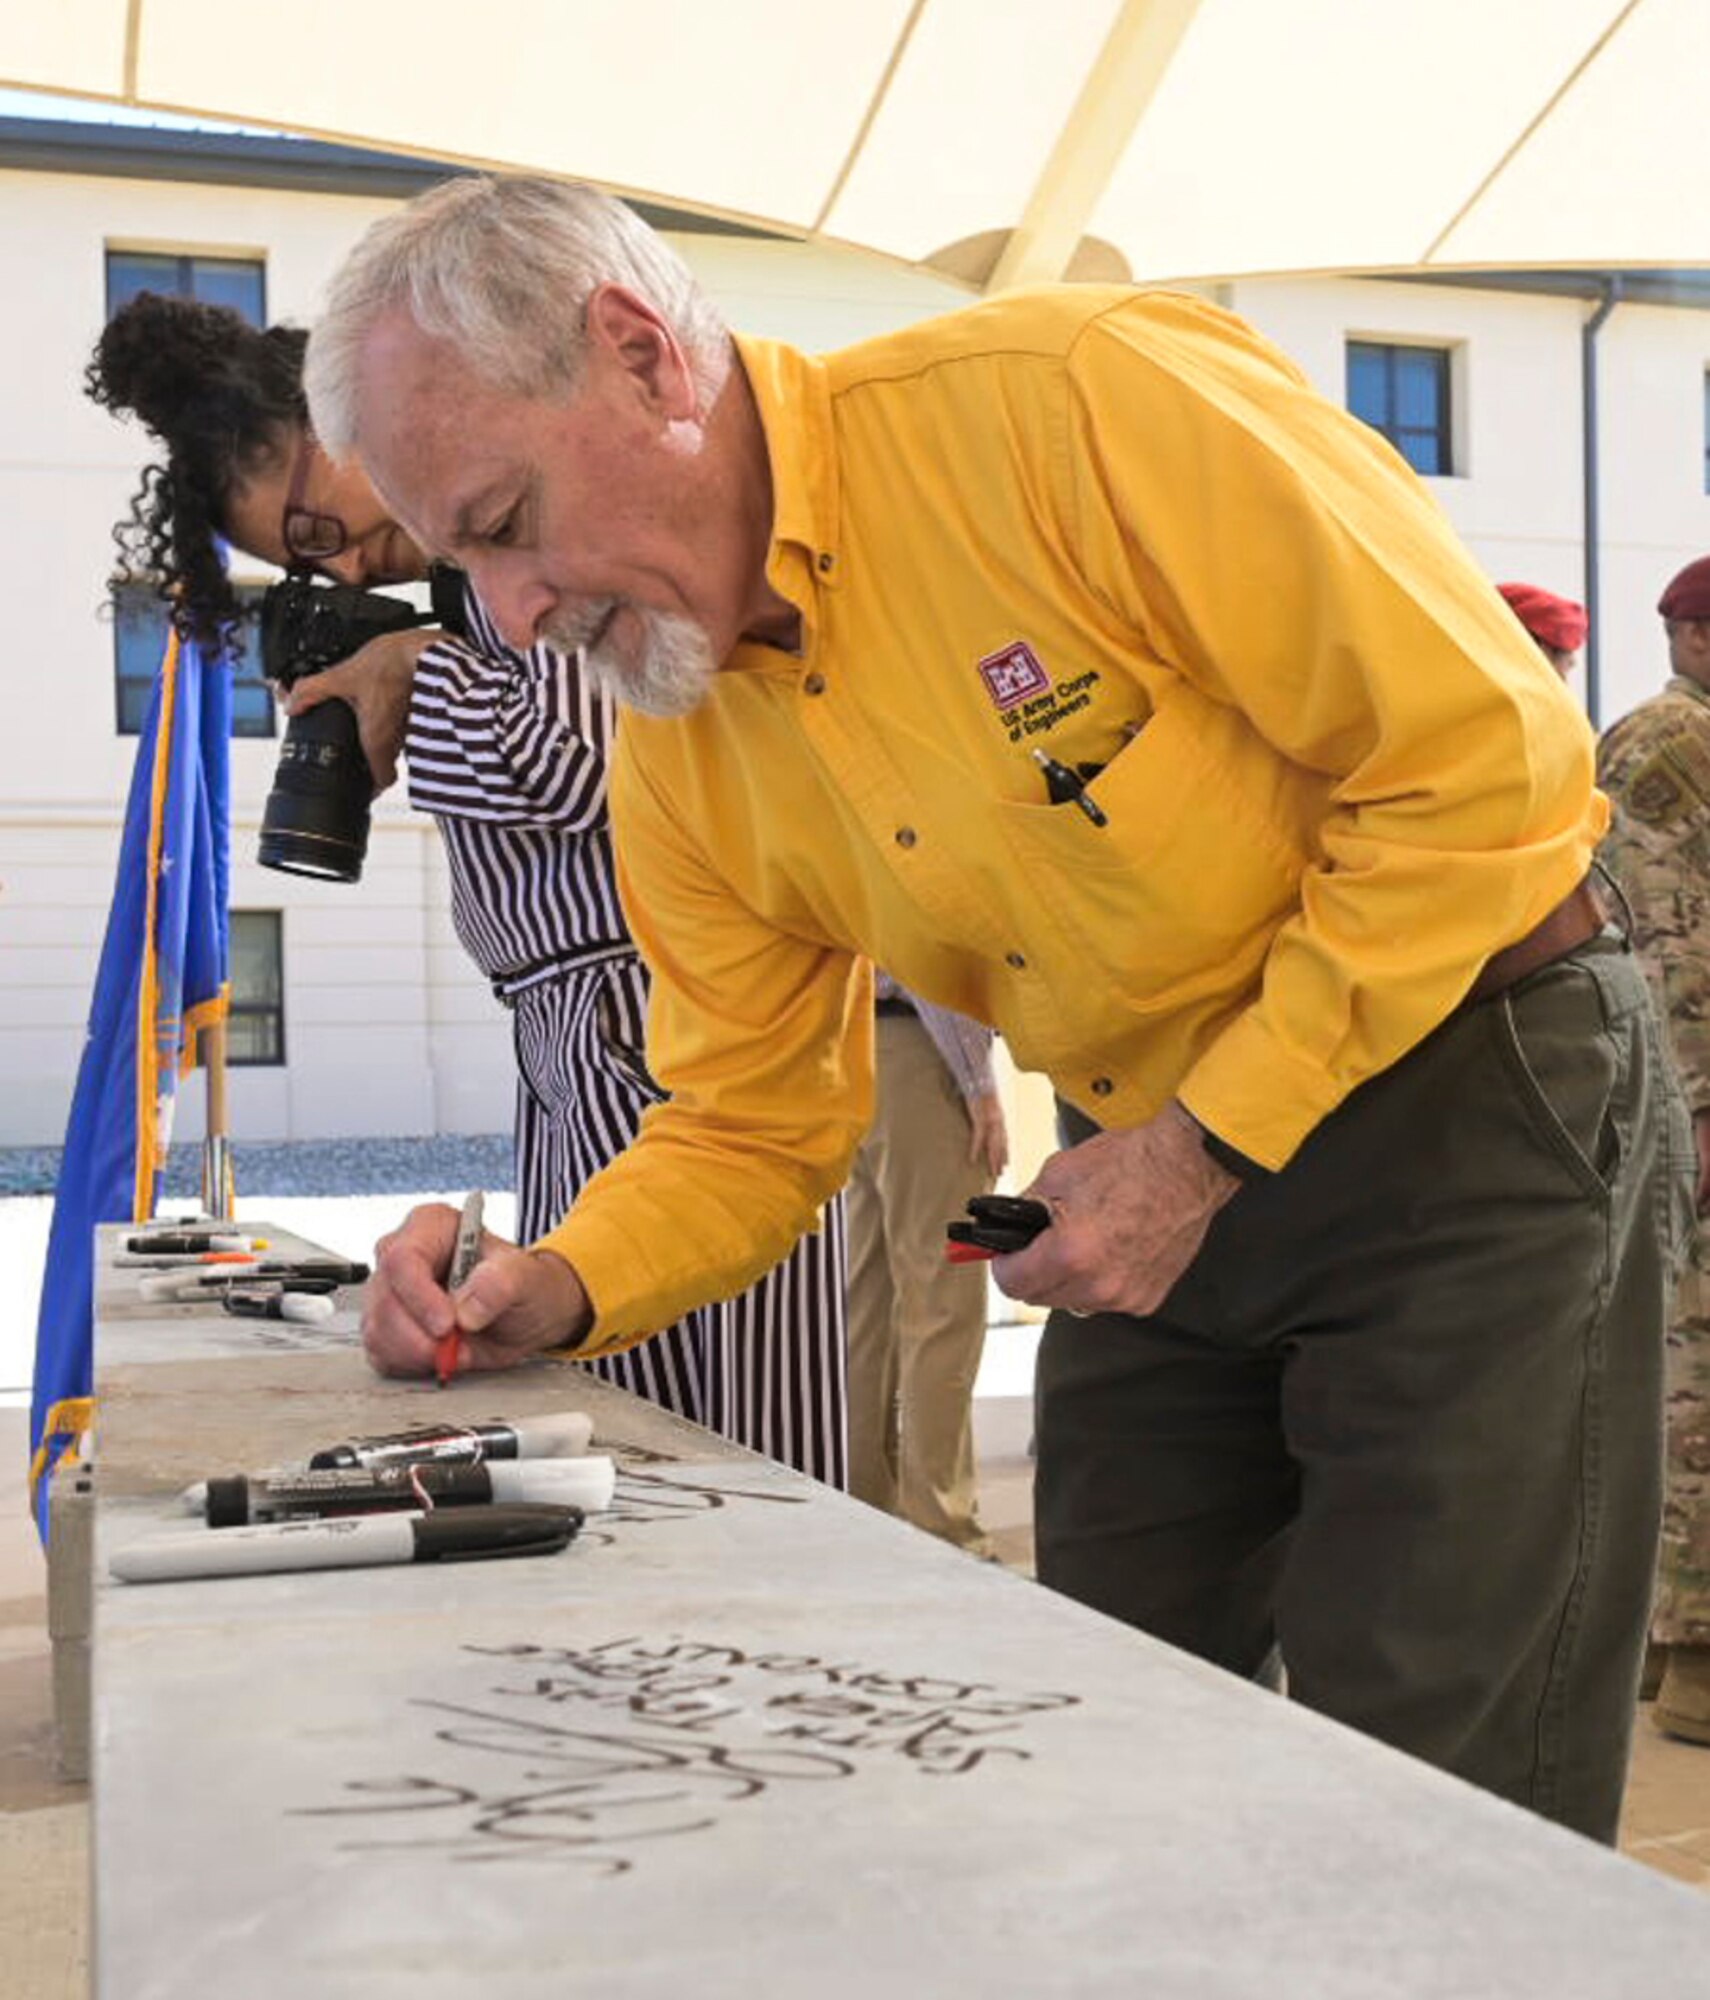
[945,1193,1053,1264]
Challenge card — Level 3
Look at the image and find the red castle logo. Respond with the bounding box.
[977,641,1051,712]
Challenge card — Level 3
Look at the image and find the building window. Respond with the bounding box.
[1347,339,1453,476]
[105,249,266,325]
[113,583,275,739]
[228,911,285,1067]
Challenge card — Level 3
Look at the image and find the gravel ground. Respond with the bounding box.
[0,1134,514,1200]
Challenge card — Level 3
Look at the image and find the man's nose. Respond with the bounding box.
[320,547,368,588]
[474,566,556,652]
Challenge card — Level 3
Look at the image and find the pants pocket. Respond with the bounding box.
[1489,965,1623,1201]
[594,965,662,1103]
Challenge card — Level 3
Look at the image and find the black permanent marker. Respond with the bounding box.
[140,1272,342,1305]
[109,1504,582,1583]
[306,1411,594,1471]
[1031,746,1109,827]
[131,1256,368,1281]
[243,1257,370,1284]
[945,1192,1055,1262]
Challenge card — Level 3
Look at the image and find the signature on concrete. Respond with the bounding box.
[294,1635,1080,1872]
[587,1464,813,1543]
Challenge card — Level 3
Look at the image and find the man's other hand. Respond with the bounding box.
[966,1089,1010,1180]
[991,1101,1238,1318]
[362,1201,593,1378]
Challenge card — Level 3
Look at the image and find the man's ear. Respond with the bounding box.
[584,284,698,421]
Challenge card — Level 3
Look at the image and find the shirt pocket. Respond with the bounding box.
[993,691,1308,1015]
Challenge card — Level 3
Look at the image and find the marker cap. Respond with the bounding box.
[414,1503,582,1562]
[280,1294,336,1323]
[489,1456,615,1512]
[516,1413,595,1459]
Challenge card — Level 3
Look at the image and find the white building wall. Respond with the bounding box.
[0,162,969,1147]
[1595,305,1710,718]
[0,169,462,1147]
[5,151,1710,1151]
[1230,274,1710,723]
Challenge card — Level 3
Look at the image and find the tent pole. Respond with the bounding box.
[984,0,1205,292]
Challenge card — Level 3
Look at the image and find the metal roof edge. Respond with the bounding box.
[0,114,773,236]
[1375,267,1710,312]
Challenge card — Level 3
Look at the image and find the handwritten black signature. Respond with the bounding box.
[295,1636,1080,1872]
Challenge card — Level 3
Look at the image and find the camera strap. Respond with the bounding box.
[428,562,472,642]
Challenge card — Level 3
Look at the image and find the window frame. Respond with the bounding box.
[105,243,275,739]
[1345,336,1456,478]
[111,581,276,740]
[226,909,287,1070]
[103,247,267,325]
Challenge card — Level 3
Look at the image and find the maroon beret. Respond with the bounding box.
[1658,556,1710,623]
[1496,582,1587,653]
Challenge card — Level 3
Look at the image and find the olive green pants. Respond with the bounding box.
[1037,937,1694,1841]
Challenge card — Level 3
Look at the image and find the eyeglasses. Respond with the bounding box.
[280,433,348,564]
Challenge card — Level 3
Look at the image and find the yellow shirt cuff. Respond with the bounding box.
[1176,1010,1353,1172]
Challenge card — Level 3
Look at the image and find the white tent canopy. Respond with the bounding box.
[0,0,1701,288]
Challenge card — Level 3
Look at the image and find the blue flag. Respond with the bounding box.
[30,626,231,1535]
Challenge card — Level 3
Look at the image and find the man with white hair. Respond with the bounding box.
[308,174,1690,1842]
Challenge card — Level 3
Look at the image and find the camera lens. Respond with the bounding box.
[257,698,373,883]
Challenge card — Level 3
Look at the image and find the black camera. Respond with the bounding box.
[256,571,456,884]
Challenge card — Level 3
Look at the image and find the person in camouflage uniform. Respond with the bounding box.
[1597,554,1710,1746]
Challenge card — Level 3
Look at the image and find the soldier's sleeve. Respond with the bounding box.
[1598,704,1710,1110]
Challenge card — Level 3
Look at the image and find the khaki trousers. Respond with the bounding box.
[1038,938,1694,1841]
[847,1012,993,1550]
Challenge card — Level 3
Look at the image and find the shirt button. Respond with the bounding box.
[817,551,835,573]
[1090,1076,1114,1097]
[895,826,918,849]
[1005,951,1027,970]
[802,672,826,695]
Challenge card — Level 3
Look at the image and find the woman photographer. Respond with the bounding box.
[88,291,849,1483]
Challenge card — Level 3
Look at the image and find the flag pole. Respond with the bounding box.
[200,1016,233,1220]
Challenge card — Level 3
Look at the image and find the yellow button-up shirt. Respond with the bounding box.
[542,286,1603,1349]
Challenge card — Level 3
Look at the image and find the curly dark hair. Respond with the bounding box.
[86,294,309,659]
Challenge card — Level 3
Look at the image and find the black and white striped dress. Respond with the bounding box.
[406,587,848,1486]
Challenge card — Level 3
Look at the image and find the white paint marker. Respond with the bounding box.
[219,1291,337,1325]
